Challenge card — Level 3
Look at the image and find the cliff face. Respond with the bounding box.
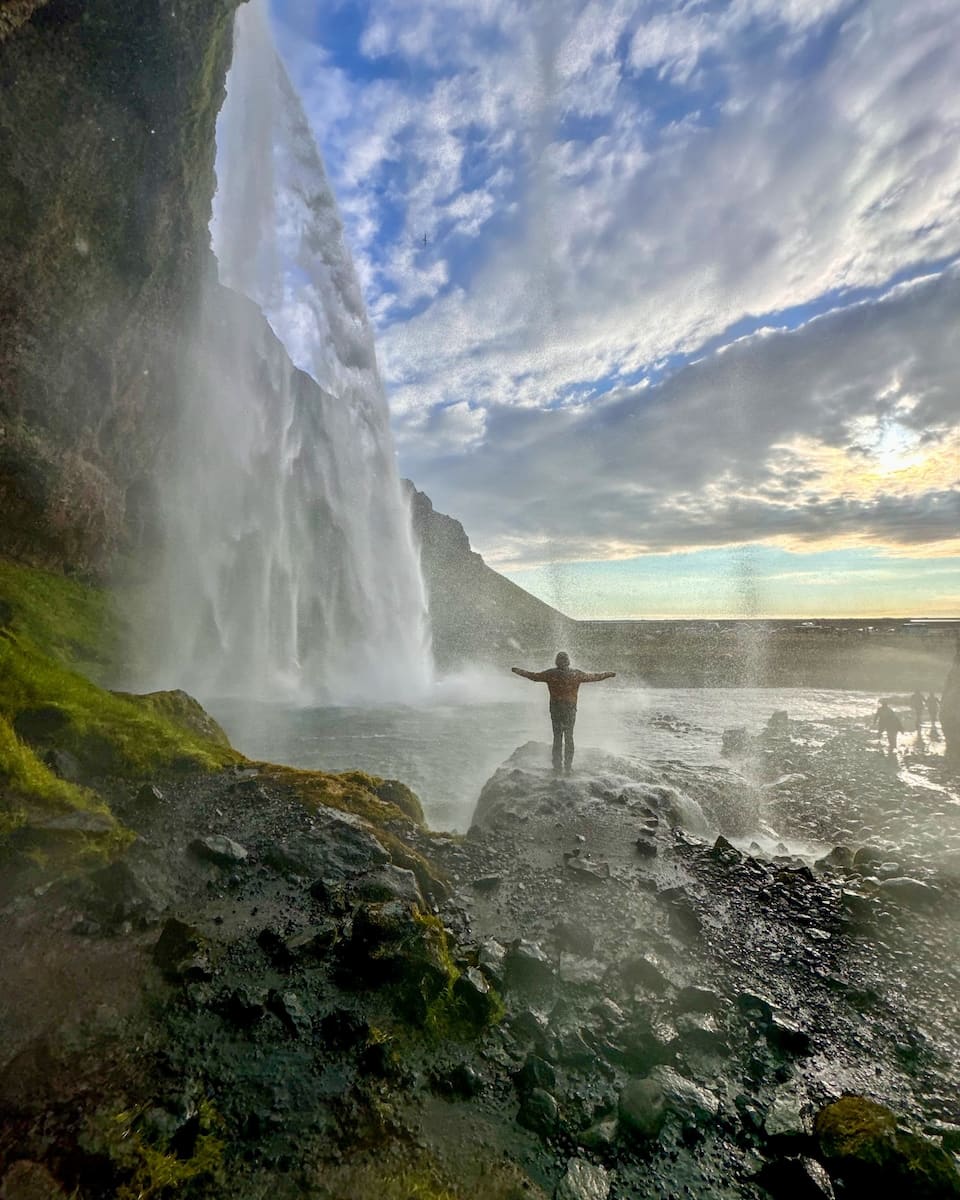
[405,482,574,665]
[0,0,240,574]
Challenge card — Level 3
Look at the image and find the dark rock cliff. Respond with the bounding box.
[0,0,241,573]
[404,480,574,665]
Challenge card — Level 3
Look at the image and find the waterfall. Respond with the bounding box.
[151,0,431,705]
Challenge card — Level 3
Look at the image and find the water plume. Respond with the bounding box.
[150,0,431,704]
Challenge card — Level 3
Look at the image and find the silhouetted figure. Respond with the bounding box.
[873,699,902,755]
[927,693,940,736]
[512,652,616,771]
[910,691,924,733]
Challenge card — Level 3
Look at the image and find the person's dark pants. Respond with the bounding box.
[550,699,577,769]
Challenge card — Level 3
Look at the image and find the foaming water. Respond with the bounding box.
[147,0,430,704]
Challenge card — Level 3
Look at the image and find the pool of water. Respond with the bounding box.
[210,677,885,832]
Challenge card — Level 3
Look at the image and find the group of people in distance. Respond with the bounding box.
[874,692,941,755]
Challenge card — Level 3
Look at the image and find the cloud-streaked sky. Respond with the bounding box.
[268,0,960,617]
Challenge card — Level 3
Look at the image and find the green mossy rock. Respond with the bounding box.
[814,1095,960,1199]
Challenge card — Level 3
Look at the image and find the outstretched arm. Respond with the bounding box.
[580,671,616,683]
[512,667,550,681]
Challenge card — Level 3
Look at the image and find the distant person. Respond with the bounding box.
[873,699,902,755]
[910,691,924,733]
[927,693,940,736]
[511,652,616,771]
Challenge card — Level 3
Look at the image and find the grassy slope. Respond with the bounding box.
[0,559,238,859]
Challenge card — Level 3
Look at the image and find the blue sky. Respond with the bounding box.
[265,0,960,618]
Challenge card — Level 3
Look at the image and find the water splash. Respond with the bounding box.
[151,0,431,704]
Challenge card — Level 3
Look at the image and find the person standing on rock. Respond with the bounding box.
[873,699,902,756]
[511,652,616,772]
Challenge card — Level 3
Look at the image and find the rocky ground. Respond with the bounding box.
[2,713,960,1199]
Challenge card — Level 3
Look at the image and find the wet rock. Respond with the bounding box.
[564,853,610,883]
[619,1066,718,1138]
[766,1013,813,1057]
[555,1158,611,1200]
[840,889,876,922]
[42,748,82,783]
[506,940,556,989]
[266,814,389,880]
[345,901,452,1023]
[518,1087,559,1137]
[764,1082,812,1140]
[634,834,657,858]
[756,1156,836,1199]
[432,1061,484,1099]
[309,878,349,914]
[152,918,209,980]
[516,1054,557,1095]
[555,1027,597,1069]
[621,955,671,993]
[559,958,606,987]
[350,864,423,906]
[134,782,165,806]
[578,1114,619,1151]
[675,1012,727,1055]
[189,834,249,867]
[852,846,886,870]
[510,1008,550,1045]
[470,874,502,893]
[737,990,777,1021]
[710,835,743,866]
[815,846,854,873]
[876,877,941,908]
[88,855,170,925]
[675,985,724,1013]
[283,920,339,960]
[267,990,311,1038]
[453,966,501,1026]
[815,1095,960,1199]
[477,938,508,985]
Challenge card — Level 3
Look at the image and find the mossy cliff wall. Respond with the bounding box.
[0,0,241,573]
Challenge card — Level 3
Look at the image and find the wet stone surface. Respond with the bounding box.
[2,718,960,1198]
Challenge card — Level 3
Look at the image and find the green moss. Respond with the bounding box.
[815,1096,960,1198]
[92,1098,225,1200]
[314,1147,545,1200]
[0,560,237,778]
[0,560,238,869]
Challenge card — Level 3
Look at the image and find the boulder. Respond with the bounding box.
[876,877,941,908]
[518,1088,559,1137]
[815,1095,960,1199]
[349,864,423,906]
[620,1066,718,1138]
[555,1158,611,1200]
[189,835,248,867]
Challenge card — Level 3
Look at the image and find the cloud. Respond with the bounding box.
[268,0,960,587]
[400,269,960,566]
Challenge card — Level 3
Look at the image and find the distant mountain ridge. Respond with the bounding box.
[404,481,574,666]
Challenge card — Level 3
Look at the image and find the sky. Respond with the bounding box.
[266,0,960,619]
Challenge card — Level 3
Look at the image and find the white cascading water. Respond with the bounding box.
[153,0,431,704]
